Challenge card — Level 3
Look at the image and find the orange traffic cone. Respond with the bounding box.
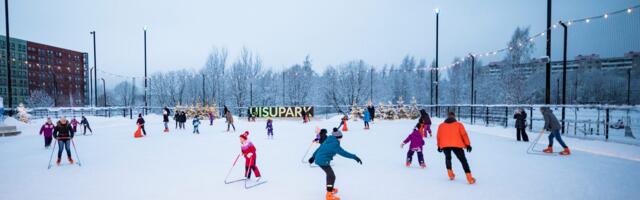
[341,119,348,132]
[134,126,144,138]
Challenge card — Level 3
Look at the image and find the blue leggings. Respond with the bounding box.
[548,130,568,148]
[57,140,72,159]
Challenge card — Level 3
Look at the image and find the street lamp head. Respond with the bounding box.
[90,31,95,34]
[143,26,147,31]
[435,8,440,14]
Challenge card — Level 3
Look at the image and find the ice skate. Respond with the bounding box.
[448,169,455,180]
[560,148,571,155]
[466,173,476,184]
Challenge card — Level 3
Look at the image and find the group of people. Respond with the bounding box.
[174,111,188,130]
[513,107,571,155]
[39,116,91,166]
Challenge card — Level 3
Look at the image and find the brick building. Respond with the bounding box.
[0,35,88,107]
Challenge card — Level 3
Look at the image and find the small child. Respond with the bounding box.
[401,123,426,168]
[70,117,79,133]
[363,110,371,130]
[266,118,274,139]
[192,115,201,134]
[208,111,214,126]
[240,131,261,180]
[39,117,55,148]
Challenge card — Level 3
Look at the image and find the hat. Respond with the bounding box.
[240,131,250,140]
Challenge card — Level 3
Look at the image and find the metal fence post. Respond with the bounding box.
[505,107,508,127]
[529,107,533,131]
[485,106,489,126]
[605,108,609,140]
[471,106,474,124]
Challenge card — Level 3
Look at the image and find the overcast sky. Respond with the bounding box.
[2,0,638,84]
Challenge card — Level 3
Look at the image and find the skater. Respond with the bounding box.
[302,109,308,123]
[239,131,261,180]
[401,123,426,168]
[308,130,362,200]
[437,112,475,184]
[163,106,170,132]
[363,109,371,130]
[314,129,328,143]
[53,117,75,166]
[39,117,55,148]
[337,115,349,132]
[137,113,147,136]
[192,115,201,134]
[226,109,236,132]
[514,108,529,142]
[367,103,375,123]
[540,107,570,155]
[419,109,432,137]
[331,128,343,140]
[266,118,274,139]
[174,110,180,129]
[80,116,93,135]
[208,110,215,126]
[70,117,79,133]
[180,111,187,130]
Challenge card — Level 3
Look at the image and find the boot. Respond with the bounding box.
[560,148,571,155]
[466,173,476,184]
[542,146,553,153]
[447,169,455,180]
[326,189,340,200]
[56,158,61,166]
[420,163,427,169]
[68,157,74,164]
[405,161,411,167]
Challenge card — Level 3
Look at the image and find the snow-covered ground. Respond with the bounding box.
[1,115,639,200]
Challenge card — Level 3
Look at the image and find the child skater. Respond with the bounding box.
[240,131,261,180]
[308,129,362,200]
[266,117,274,139]
[70,117,79,133]
[401,123,426,168]
[192,115,201,134]
[39,117,55,148]
[363,110,371,130]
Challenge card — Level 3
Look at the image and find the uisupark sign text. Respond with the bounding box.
[248,106,314,118]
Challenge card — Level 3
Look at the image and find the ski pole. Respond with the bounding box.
[224,153,242,183]
[47,139,58,169]
[527,130,545,154]
[71,139,82,166]
[300,142,315,163]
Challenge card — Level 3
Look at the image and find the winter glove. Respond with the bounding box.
[437,148,443,153]
[400,143,405,148]
[466,145,472,153]
[308,157,315,164]
[354,156,362,165]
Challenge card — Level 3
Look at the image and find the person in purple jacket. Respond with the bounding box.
[266,117,274,139]
[401,123,426,168]
[39,117,55,148]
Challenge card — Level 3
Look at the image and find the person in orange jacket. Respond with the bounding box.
[437,112,476,184]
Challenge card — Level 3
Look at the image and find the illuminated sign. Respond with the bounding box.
[249,106,314,118]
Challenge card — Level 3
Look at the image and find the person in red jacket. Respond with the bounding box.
[240,131,261,180]
[437,112,475,184]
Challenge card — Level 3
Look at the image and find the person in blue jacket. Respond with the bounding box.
[308,130,362,200]
[363,110,371,130]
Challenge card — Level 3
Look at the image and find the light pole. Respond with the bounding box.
[101,78,106,107]
[4,0,12,114]
[470,53,475,124]
[202,73,206,105]
[560,21,568,133]
[545,0,552,104]
[143,26,148,114]
[90,31,98,107]
[435,8,440,116]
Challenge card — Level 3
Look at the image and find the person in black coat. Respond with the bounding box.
[513,108,529,142]
[53,117,75,165]
[163,106,171,132]
[136,113,147,136]
[367,105,375,122]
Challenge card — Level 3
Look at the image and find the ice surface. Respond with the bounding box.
[1,115,639,200]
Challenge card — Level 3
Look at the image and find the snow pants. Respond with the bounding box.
[320,165,336,192]
[140,125,147,135]
[227,123,236,132]
[407,148,425,165]
[443,147,471,173]
[244,156,261,178]
[83,125,92,135]
[267,128,273,136]
[57,139,72,159]
[548,130,568,148]
[364,121,369,128]
[164,122,169,130]
[193,126,199,134]
[44,136,53,148]
[516,128,529,141]
[209,118,213,125]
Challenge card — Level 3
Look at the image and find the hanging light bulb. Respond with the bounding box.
[567,21,572,26]
[552,24,557,29]
[604,13,608,19]
[628,8,632,13]
[585,19,590,23]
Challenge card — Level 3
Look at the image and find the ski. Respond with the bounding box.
[244,179,267,189]
[224,178,247,184]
